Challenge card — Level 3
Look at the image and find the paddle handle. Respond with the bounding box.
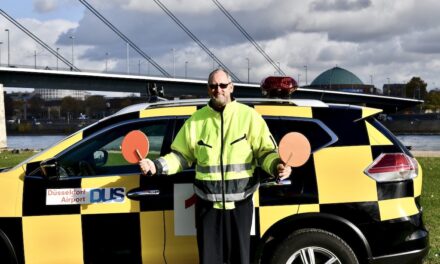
[284,152,293,165]
[135,149,143,161]
[137,148,153,176]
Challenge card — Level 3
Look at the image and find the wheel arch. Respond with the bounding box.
[0,228,18,264]
[255,212,372,264]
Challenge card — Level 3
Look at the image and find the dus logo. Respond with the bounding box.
[90,187,125,203]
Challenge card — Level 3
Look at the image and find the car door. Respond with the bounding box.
[256,117,338,238]
[22,118,173,263]
[159,117,199,264]
[260,117,337,204]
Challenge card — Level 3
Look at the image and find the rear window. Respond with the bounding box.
[367,117,411,157]
[311,107,370,147]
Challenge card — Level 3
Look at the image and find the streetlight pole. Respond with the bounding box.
[185,61,188,78]
[277,61,280,76]
[105,52,109,72]
[5,29,10,66]
[126,42,129,74]
[34,50,37,69]
[0,41,2,66]
[246,58,250,83]
[304,65,308,85]
[172,48,175,77]
[69,35,75,67]
[387,77,390,95]
[298,73,301,86]
[137,60,149,75]
[56,47,59,70]
[370,74,373,85]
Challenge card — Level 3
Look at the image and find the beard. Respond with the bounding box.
[210,94,229,110]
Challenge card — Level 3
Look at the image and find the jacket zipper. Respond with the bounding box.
[220,111,226,210]
[230,134,246,145]
[197,140,212,148]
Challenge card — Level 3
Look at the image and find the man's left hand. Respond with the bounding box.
[277,163,292,181]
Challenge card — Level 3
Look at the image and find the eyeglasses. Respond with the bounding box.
[209,82,231,89]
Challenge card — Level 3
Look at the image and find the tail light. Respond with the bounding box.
[364,153,418,182]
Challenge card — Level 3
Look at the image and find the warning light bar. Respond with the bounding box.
[261,76,298,98]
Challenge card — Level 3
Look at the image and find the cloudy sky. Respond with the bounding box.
[1,0,440,94]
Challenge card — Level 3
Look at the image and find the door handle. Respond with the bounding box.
[127,189,160,200]
[260,179,291,188]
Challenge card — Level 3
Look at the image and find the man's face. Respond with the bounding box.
[208,71,233,108]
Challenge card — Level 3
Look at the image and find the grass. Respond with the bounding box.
[0,151,439,263]
[419,157,440,264]
[0,150,36,169]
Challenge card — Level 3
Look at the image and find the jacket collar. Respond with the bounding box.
[208,97,237,115]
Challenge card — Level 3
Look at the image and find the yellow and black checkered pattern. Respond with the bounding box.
[0,106,200,263]
[0,103,423,263]
[254,104,422,237]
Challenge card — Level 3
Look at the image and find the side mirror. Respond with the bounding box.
[93,150,108,167]
[40,158,60,181]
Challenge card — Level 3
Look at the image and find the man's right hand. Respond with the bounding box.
[139,159,157,176]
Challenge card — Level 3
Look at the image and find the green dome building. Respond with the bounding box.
[308,67,377,94]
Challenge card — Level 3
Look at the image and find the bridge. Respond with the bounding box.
[0,67,423,148]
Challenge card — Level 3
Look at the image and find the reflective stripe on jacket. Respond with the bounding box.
[159,100,279,202]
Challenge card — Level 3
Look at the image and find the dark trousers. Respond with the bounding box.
[195,196,253,264]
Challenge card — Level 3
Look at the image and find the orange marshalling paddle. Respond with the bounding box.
[121,130,149,164]
[279,132,311,168]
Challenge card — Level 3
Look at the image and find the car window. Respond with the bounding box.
[265,117,337,152]
[56,119,169,177]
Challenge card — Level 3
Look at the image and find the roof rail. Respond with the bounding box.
[114,98,328,117]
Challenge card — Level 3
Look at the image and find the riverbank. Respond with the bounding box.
[6,118,440,135]
[6,120,95,135]
[381,114,440,134]
[411,151,440,157]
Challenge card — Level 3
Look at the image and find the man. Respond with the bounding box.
[139,68,291,264]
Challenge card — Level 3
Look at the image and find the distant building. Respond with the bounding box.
[306,66,378,94]
[33,88,90,101]
[383,84,406,97]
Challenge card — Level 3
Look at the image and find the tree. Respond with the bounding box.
[425,89,440,111]
[61,96,83,119]
[27,94,45,119]
[405,77,427,100]
[84,95,106,118]
[12,99,24,120]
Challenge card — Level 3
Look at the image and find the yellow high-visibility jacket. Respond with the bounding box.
[156,100,280,203]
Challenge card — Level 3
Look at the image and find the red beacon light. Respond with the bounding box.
[261,76,298,98]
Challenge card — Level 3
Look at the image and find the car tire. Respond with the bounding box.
[270,228,359,264]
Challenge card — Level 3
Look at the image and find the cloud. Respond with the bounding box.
[311,0,372,12]
[0,16,78,69]
[33,0,59,13]
[401,27,440,54]
[63,0,440,88]
[4,0,440,91]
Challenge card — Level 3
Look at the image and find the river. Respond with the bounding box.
[5,134,440,151]
[7,135,66,150]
